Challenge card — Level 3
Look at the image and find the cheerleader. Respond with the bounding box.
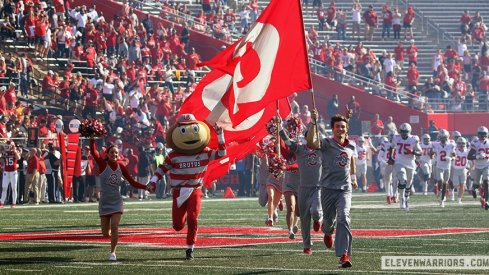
[90,138,155,261]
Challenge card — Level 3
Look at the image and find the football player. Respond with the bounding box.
[468,126,489,210]
[389,123,421,211]
[432,129,456,207]
[452,137,470,204]
[0,141,21,208]
[418,134,434,195]
[355,136,377,192]
[380,131,397,204]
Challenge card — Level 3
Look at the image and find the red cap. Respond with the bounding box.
[177,114,197,125]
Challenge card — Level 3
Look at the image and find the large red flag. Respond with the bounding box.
[180,70,291,185]
[200,0,311,126]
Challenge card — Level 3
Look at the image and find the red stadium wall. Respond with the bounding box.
[295,76,429,134]
[74,0,226,60]
[426,113,487,136]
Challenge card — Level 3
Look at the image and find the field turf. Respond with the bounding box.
[0,193,488,274]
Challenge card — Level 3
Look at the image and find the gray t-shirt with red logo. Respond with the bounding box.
[319,138,356,191]
[293,143,322,188]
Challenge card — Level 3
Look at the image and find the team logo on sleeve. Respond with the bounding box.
[336,152,349,167]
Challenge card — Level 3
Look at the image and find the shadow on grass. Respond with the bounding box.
[0,256,73,266]
[0,244,97,254]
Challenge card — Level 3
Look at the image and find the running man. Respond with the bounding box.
[432,129,456,207]
[468,126,489,210]
[418,134,434,195]
[306,109,357,268]
[389,123,421,211]
[279,122,323,254]
[452,137,470,204]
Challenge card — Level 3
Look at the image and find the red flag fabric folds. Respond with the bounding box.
[180,0,309,184]
[200,0,311,126]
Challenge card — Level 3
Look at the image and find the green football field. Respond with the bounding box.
[0,193,488,274]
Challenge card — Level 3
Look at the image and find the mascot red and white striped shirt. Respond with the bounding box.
[153,144,226,188]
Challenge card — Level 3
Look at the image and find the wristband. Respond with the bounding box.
[150,175,159,183]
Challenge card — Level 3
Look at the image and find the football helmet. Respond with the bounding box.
[422,134,430,144]
[456,136,467,146]
[399,123,411,139]
[438,129,449,143]
[452,131,461,141]
[477,126,488,140]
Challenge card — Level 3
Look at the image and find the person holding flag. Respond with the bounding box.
[278,118,323,254]
[306,107,357,268]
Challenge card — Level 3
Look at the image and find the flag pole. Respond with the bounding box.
[276,100,281,156]
[297,0,319,140]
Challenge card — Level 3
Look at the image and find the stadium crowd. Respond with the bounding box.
[305,1,489,112]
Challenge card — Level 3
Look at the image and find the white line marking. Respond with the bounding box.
[54,266,93,269]
[0,259,449,274]
[4,269,44,272]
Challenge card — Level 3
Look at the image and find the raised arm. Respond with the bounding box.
[215,124,226,157]
[277,117,298,152]
[90,138,105,169]
[306,109,320,149]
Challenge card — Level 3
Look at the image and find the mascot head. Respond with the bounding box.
[166,114,211,155]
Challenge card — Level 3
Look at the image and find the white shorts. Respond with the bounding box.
[420,161,432,177]
[435,167,451,182]
[356,162,367,177]
[394,164,415,186]
[451,169,467,187]
[380,162,393,176]
[474,166,489,183]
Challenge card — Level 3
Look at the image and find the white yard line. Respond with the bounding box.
[54,265,93,269]
[0,259,451,275]
[4,269,44,272]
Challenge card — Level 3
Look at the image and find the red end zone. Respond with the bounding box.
[0,227,488,248]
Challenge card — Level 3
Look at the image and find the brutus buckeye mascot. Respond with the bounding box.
[148,114,226,260]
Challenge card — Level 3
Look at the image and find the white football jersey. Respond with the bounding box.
[377,144,387,163]
[355,143,368,165]
[432,142,456,170]
[419,142,433,164]
[392,134,421,169]
[453,147,469,170]
[470,139,489,169]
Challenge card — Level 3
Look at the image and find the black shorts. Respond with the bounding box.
[86,175,96,187]
[464,64,472,73]
[202,3,211,12]
[35,36,45,45]
[403,22,412,28]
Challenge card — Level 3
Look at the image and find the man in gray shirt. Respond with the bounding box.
[306,109,357,268]
[279,121,323,255]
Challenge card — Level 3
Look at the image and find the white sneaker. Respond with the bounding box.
[288,231,295,240]
[108,252,117,261]
[440,201,445,208]
[457,198,462,204]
